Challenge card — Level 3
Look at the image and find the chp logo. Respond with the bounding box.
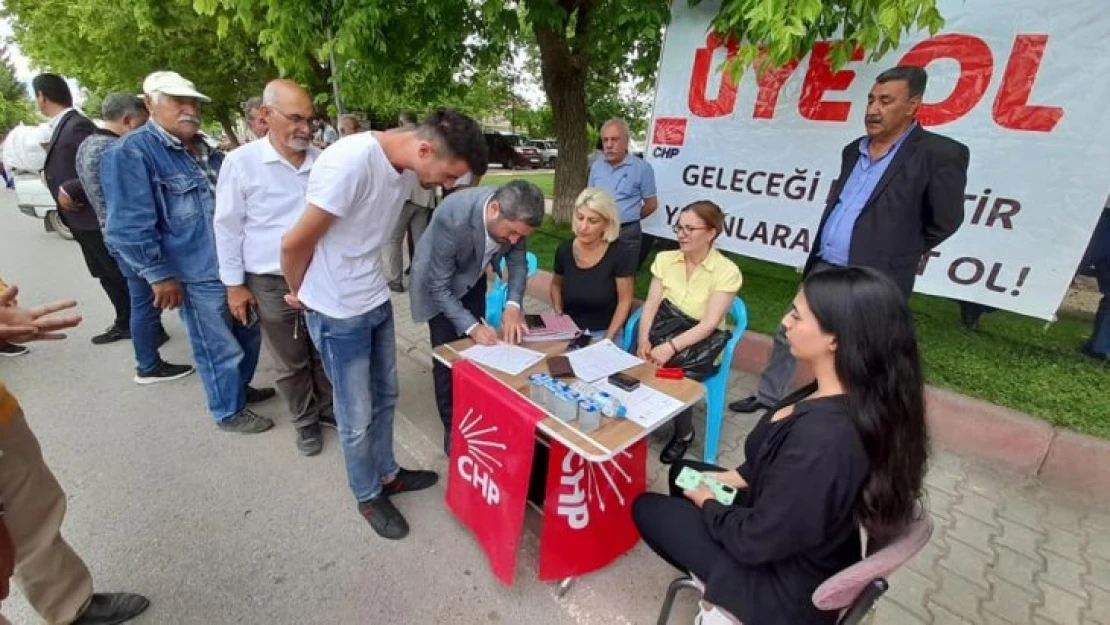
[651,117,687,159]
[555,450,634,530]
[456,408,506,506]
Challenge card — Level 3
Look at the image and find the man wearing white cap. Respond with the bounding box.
[101,71,273,434]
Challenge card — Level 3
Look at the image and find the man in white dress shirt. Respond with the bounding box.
[280,108,488,539]
[214,79,336,456]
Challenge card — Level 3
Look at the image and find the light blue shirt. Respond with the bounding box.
[588,153,657,224]
[819,123,917,266]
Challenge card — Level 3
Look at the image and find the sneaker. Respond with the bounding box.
[91,325,130,345]
[133,361,195,385]
[358,495,409,540]
[318,413,337,429]
[245,385,277,404]
[382,467,439,496]
[297,424,323,456]
[156,326,170,347]
[217,408,274,434]
[0,343,29,357]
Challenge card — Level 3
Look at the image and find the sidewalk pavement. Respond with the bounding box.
[388,286,1110,625]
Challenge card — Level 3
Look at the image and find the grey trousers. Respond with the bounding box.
[617,221,642,262]
[245,273,334,429]
[384,200,431,285]
[754,260,838,405]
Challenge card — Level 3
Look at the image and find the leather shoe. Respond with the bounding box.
[73,592,150,625]
[297,424,323,456]
[660,431,694,465]
[729,395,769,413]
[91,325,130,345]
[245,385,277,404]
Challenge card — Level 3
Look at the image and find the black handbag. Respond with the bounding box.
[647,299,731,382]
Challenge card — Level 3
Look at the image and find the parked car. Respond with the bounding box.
[4,124,72,240]
[527,139,558,167]
[484,132,542,170]
[13,173,71,240]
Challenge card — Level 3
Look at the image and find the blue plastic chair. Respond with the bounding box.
[621,298,749,464]
[485,251,539,329]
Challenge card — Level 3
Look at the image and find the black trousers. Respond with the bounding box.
[428,276,487,448]
[632,459,728,577]
[71,228,130,329]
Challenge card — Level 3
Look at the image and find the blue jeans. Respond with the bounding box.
[306,302,400,503]
[1087,259,1110,356]
[178,280,261,421]
[127,276,162,373]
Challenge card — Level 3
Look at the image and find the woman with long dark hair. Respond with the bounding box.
[633,266,929,625]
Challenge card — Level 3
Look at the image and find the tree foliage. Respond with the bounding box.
[0,46,36,133]
[196,0,485,118]
[697,0,946,76]
[2,0,277,141]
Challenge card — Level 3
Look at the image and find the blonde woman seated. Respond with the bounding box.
[550,188,635,342]
[636,201,741,463]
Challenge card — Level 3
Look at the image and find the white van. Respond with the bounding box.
[3,123,73,240]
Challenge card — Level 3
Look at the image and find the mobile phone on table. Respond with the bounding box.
[525,314,546,330]
[607,371,640,392]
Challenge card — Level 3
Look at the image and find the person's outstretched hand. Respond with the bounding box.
[0,285,81,343]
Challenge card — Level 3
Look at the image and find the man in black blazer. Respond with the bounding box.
[731,65,970,413]
[36,74,135,345]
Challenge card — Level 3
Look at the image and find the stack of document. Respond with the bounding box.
[522,311,582,342]
[459,343,546,376]
[564,339,644,382]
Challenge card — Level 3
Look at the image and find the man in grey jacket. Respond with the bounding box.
[410,180,545,453]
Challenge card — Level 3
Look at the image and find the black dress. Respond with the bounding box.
[632,384,870,624]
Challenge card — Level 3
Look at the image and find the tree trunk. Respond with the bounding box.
[219,113,241,148]
[533,1,593,225]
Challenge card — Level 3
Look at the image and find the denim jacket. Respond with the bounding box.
[100,121,225,284]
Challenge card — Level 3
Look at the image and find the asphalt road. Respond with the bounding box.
[0,195,687,624]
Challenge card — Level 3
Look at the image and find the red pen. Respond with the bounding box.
[655,367,685,380]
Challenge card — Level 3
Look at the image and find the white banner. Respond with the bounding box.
[645,0,1110,320]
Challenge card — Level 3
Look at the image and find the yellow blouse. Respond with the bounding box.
[651,248,742,329]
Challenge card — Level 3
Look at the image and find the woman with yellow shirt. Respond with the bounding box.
[636,201,742,463]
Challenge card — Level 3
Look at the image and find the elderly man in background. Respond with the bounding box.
[243,96,268,140]
[338,114,361,137]
[215,79,336,456]
[101,71,274,434]
[75,92,194,385]
[588,118,658,268]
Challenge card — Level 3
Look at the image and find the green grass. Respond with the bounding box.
[481,172,555,197]
[527,218,1110,439]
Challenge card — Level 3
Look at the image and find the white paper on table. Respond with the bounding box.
[564,339,643,382]
[594,381,686,430]
[458,343,545,376]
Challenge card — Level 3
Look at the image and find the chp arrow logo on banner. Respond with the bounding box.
[538,439,648,581]
[445,361,543,585]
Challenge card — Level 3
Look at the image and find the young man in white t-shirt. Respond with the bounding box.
[280,108,488,539]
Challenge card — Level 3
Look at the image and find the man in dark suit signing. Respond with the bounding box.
[731,65,970,414]
[409,180,546,453]
[35,74,133,345]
